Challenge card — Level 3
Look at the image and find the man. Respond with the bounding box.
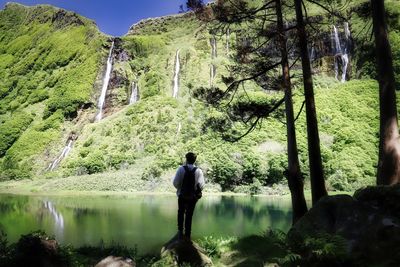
[172,152,205,240]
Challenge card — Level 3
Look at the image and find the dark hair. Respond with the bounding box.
[185,152,197,164]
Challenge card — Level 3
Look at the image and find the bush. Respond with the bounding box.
[123,35,165,57]
[266,154,287,185]
[197,236,236,258]
[0,112,33,156]
[141,165,162,181]
[141,71,162,99]
[80,153,107,175]
[249,178,262,195]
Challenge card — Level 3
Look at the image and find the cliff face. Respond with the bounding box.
[0,2,399,192]
[0,3,106,179]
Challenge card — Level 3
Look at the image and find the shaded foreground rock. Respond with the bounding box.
[156,234,212,266]
[290,185,400,266]
[7,232,68,267]
[95,256,135,267]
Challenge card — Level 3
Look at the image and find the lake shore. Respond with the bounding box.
[0,177,350,199]
[0,168,352,198]
[0,180,291,198]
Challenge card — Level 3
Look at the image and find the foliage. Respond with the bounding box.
[214,229,352,266]
[0,230,157,267]
[0,3,104,178]
[0,112,33,156]
[0,1,399,195]
[141,165,162,181]
[197,235,236,258]
[123,35,165,57]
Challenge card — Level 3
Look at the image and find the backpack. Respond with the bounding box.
[180,166,199,200]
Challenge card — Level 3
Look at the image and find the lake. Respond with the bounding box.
[0,194,292,255]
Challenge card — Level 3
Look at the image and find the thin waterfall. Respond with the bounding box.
[332,25,350,82]
[210,36,217,85]
[172,50,180,98]
[333,26,341,54]
[95,41,114,121]
[341,22,351,83]
[310,46,315,61]
[333,26,341,80]
[211,36,217,58]
[226,29,230,55]
[129,82,139,104]
[176,122,182,136]
[48,139,73,171]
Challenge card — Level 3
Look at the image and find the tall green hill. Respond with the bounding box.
[0,1,399,192]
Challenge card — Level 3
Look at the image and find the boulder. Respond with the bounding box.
[158,234,213,267]
[95,256,135,267]
[290,185,400,266]
[13,233,68,267]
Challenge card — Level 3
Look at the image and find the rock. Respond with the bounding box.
[159,234,213,266]
[13,233,68,267]
[95,256,135,267]
[290,186,400,266]
[51,10,85,28]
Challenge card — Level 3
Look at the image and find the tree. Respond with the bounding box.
[371,0,400,185]
[294,0,328,204]
[189,0,308,223]
[276,0,308,222]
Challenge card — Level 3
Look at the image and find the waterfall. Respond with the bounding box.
[310,46,315,61]
[333,26,341,54]
[95,41,114,121]
[210,36,217,85]
[333,26,341,80]
[332,25,350,82]
[341,22,351,83]
[226,29,230,55]
[176,122,182,136]
[344,22,351,39]
[129,82,139,104]
[48,139,73,171]
[172,50,180,98]
[211,36,217,59]
[341,54,349,82]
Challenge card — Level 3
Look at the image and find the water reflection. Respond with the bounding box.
[43,201,64,241]
[0,194,292,255]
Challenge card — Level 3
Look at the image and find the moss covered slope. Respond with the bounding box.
[0,2,399,193]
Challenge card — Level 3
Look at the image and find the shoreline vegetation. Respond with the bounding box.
[0,174,351,198]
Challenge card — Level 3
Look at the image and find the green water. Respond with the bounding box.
[0,194,292,255]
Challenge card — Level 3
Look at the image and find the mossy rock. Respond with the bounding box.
[156,234,212,267]
[290,186,400,266]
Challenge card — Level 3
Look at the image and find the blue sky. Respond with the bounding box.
[0,0,210,36]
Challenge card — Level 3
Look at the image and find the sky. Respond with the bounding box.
[0,0,211,36]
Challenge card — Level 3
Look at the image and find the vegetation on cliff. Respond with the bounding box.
[0,1,399,194]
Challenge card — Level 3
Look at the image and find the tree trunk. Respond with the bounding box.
[371,0,400,185]
[276,0,308,224]
[294,0,327,204]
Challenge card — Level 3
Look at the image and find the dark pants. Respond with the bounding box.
[177,197,197,238]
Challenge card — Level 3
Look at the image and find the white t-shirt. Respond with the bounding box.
[172,164,205,196]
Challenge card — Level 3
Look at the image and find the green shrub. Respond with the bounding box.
[197,236,236,258]
[249,178,262,195]
[123,35,165,57]
[141,71,162,99]
[266,154,287,185]
[0,112,33,156]
[141,165,162,181]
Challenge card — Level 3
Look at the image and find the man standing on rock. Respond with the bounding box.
[173,152,205,240]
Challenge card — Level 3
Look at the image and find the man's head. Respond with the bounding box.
[185,152,197,165]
